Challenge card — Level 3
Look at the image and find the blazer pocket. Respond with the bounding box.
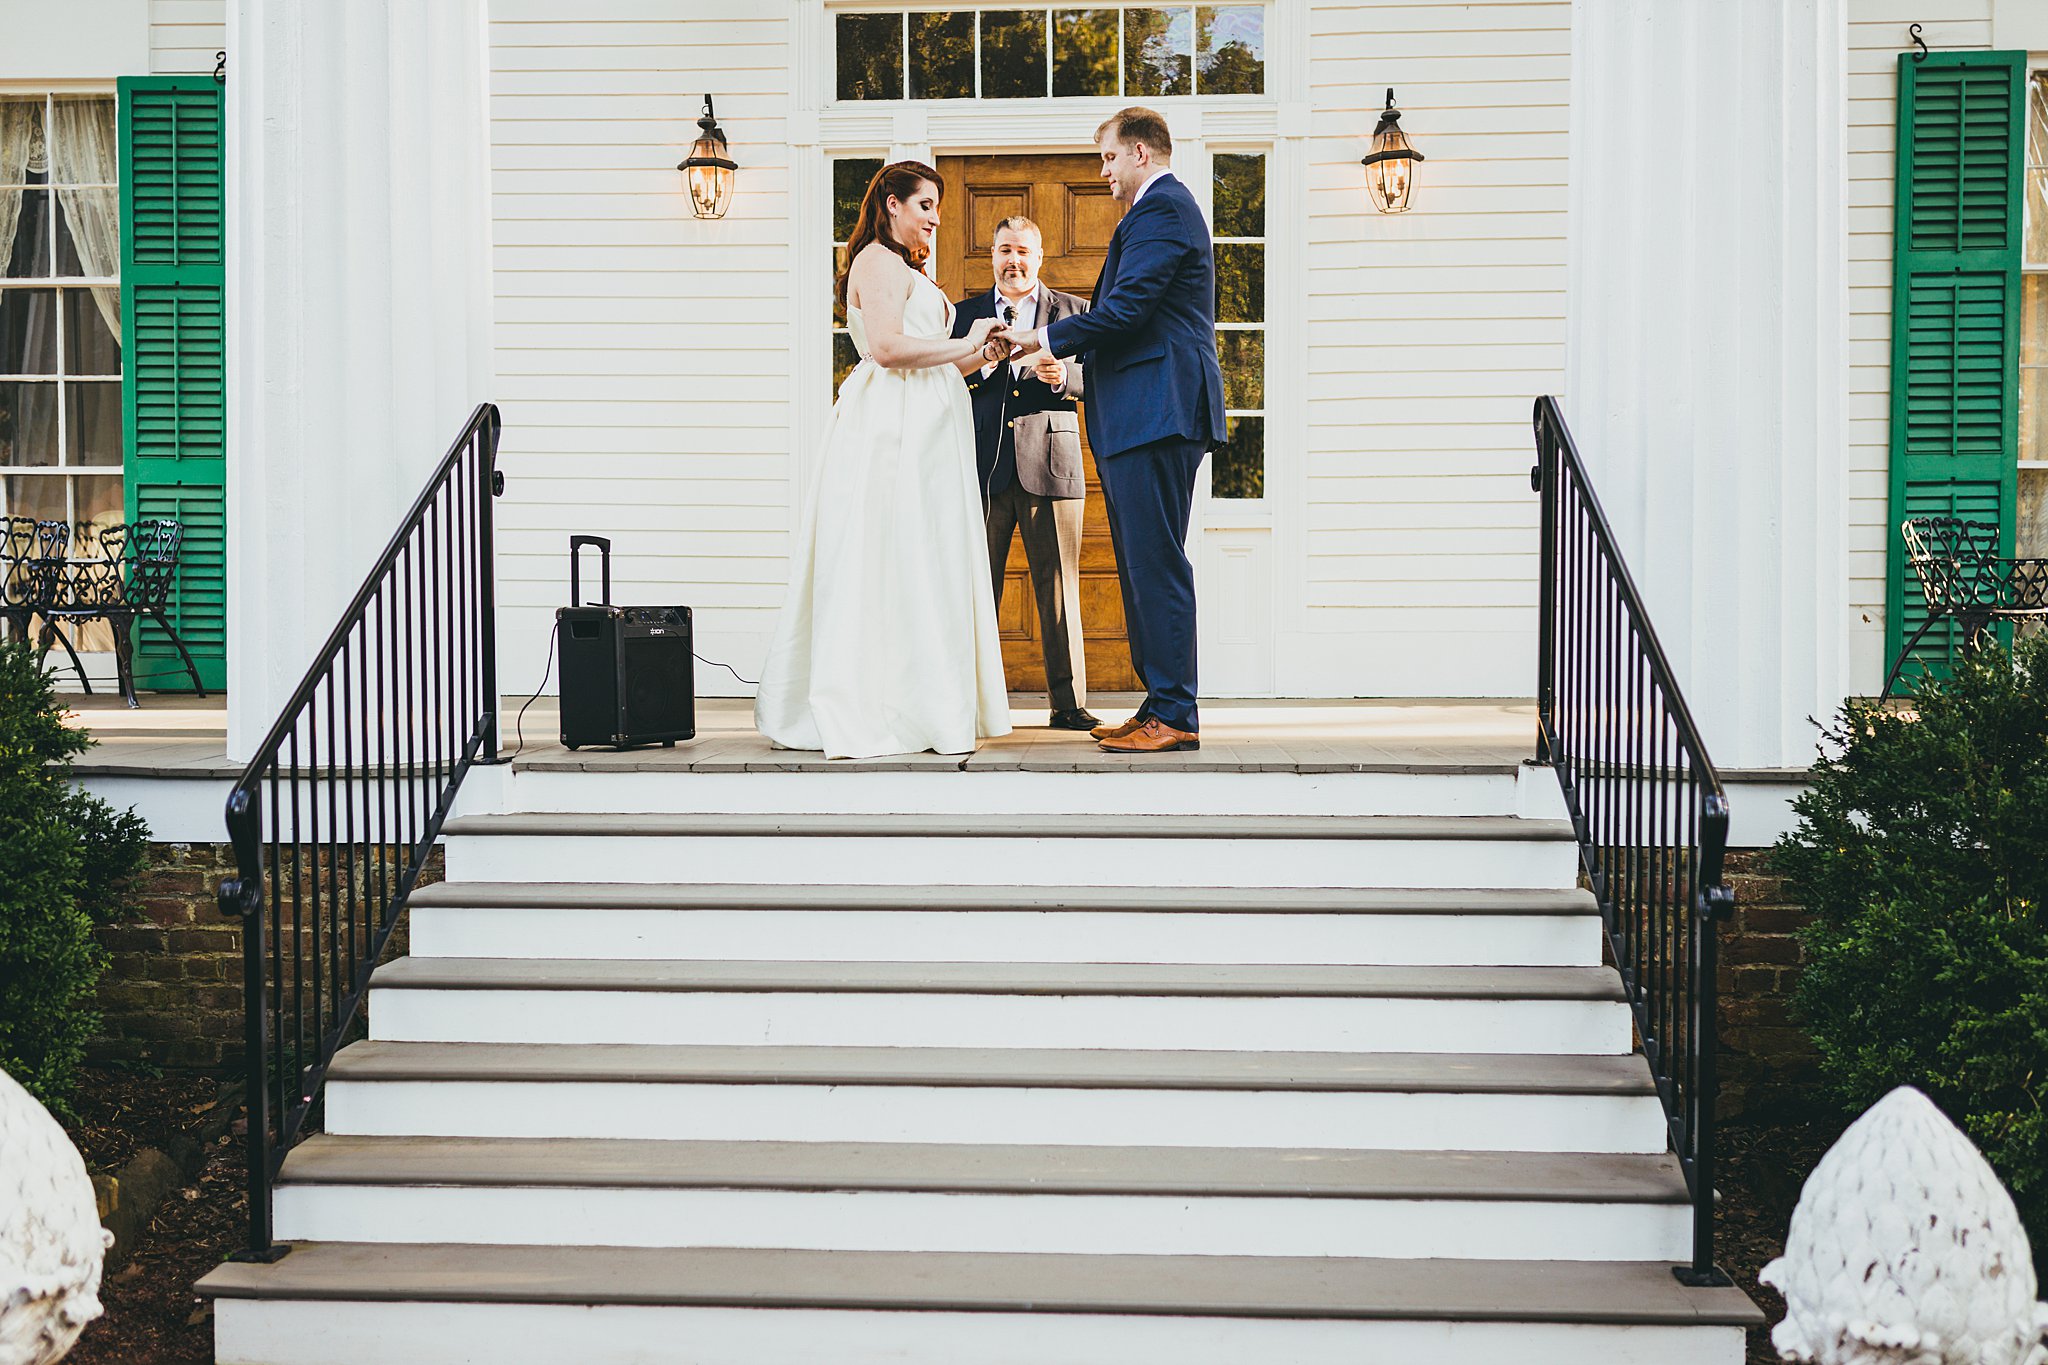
[1106,341,1167,371]
[1048,432,1083,480]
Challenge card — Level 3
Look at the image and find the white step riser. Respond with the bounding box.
[214,1300,1746,1365]
[407,906,1603,968]
[368,990,1632,1056]
[325,1081,1670,1154]
[272,1184,1692,1262]
[442,834,1580,891]
[501,770,1532,819]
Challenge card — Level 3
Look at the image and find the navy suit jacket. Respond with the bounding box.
[1041,173,1226,460]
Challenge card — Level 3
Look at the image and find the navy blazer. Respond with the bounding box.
[1041,173,1227,460]
[952,285,1088,499]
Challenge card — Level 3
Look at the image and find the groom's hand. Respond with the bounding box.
[1000,327,1044,358]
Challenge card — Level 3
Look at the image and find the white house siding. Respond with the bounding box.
[1291,0,1569,697]
[1845,0,1993,693]
[150,0,226,75]
[488,0,792,701]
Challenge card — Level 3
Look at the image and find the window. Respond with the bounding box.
[831,157,884,397]
[1211,150,1264,498]
[2021,70,2048,556]
[0,95,122,555]
[835,6,1264,101]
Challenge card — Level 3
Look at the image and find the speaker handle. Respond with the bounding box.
[569,535,612,607]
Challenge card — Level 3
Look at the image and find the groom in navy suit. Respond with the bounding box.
[1002,107,1224,753]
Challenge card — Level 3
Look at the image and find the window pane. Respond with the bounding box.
[2028,169,2048,268]
[1214,242,1263,323]
[1211,414,1263,499]
[0,384,58,467]
[2025,273,2048,463]
[74,473,121,541]
[837,13,903,100]
[2021,468,2048,559]
[0,289,57,373]
[834,158,884,242]
[65,381,120,466]
[1052,9,1120,97]
[6,187,51,278]
[1196,6,1264,94]
[1212,152,1265,238]
[54,186,118,279]
[1123,8,1192,98]
[63,290,119,375]
[2029,75,2048,265]
[833,332,861,397]
[909,11,975,99]
[4,473,65,522]
[1217,329,1263,410]
[980,10,1048,99]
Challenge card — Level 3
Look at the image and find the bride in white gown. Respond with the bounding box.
[755,161,1014,759]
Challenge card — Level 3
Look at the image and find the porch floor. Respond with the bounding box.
[61,694,1536,777]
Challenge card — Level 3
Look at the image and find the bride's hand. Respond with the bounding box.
[966,317,1003,351]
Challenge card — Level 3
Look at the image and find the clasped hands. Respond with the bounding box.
[970,319,1059,382]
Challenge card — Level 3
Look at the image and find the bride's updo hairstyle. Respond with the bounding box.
[835,159,943,309]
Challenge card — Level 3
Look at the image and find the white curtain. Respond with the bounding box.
[0,101,36,279]
[48,97,120,341]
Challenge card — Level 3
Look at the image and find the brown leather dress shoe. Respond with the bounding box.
[1091,714,1148,741]
[1098,719,1200,753]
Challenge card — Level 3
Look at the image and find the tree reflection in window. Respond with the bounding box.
[835,6,1262,100]
[1212,152,1266,499]
[831,157,884,397]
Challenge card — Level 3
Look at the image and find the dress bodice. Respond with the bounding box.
[847,270,954,360]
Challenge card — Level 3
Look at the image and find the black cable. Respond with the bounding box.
[511,627,557,760]
[696,652,757,688]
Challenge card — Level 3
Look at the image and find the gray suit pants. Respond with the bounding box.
[985,483,1086,713]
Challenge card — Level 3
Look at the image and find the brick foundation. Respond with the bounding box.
[1718,848,1821,1120]
[93,842,431,1073]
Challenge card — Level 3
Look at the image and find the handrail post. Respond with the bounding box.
[1532,400,1557,763]
[477,409,503,762]
[1677,794,1735,1287]
[219,788,287,1263]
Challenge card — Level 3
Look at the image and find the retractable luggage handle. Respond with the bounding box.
[569,535,612,608]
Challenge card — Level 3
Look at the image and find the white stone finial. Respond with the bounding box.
[0,1066,112,1365]
[1760,1086,2048,1365]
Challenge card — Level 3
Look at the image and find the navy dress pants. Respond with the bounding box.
[1096,435,1205,733]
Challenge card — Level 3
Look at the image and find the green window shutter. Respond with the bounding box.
[118,76,226,691]
[1884,51,2025,681]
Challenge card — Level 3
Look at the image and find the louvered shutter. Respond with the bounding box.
[117,76,226,690]
[1884,51,2026,679]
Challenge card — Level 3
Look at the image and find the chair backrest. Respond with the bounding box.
[1902,515,2001,611]
[0,517,36,609]
[123,517,185,611]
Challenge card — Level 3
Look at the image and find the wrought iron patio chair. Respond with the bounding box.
[1880,515,2048,699]
[33,518,207,706]
[6,517,98,685]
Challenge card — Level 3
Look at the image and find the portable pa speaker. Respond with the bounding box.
[556,535,695,749]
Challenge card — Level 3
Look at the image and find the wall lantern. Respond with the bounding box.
[679,95,738,220]
[1360,88,1424,214]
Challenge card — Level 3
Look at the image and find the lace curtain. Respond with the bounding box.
[0,100,35,276]
[49,98,120,341]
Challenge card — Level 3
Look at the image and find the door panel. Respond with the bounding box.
[937,154,1137,695]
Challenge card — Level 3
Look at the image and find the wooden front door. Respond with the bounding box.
[935,153,1138,695]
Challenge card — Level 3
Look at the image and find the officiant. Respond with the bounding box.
[951,215,1100,733]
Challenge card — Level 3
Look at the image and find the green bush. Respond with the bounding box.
[1775,632,2048,1247]
[0,642,149,1115]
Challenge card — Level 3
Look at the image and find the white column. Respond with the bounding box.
[224,0,494,759]
[1565,0,1848,771]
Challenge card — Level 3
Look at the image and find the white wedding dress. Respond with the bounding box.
[754,271,1012,758]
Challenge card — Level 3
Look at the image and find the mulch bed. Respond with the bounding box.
[62,1066,247,1365]
[1714,1108,1851,1364]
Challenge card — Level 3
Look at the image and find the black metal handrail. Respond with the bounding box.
[1531,395,1734,1287]
[218,403,503,1260]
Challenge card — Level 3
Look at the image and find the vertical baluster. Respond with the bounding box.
[345,626,361,983]
[265,763,282,1159]
[480,413,502,761]
[402,538,417,872]
[287,728,304,1132]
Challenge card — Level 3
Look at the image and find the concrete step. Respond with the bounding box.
[405,881,1604,966]
[272,1134,1692,1261]
[487,764,1549,818]
[202,1242,1760,1365]
[366,958,1632,1054]
[322,1041,1669,1152]
[438,812,1582,890]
